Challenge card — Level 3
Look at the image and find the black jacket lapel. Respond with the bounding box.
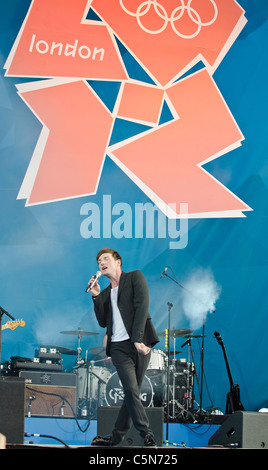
[117,271,127,302]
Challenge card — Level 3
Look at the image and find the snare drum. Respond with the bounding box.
[147,349,166,375]
[76,365,110,403]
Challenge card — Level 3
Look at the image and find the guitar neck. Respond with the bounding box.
[214,332,235,389]
[220,342,235,389]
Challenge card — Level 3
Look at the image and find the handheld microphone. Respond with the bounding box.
[85,271,101,293]
[160,267,168,279]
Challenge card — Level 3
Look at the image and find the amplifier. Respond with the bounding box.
[19,371,77,417]
[14,361,63,372]
[0,377,25,444]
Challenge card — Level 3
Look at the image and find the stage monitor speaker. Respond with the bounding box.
[97,406,164,446]
[208,411,268,449]
[19,371,77,417]
[0,377,25,444]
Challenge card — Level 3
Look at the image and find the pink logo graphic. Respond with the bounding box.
[92,0,247,85]
[4,0,251,217]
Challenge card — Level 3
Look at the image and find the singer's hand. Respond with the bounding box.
[134,342,151,355]
[88,277,100,297]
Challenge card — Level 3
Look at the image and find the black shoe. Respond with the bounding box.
[91,435,115,446]
[143,433,156,447]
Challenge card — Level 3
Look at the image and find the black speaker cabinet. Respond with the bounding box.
[0,377,25,444]
[97,406,164,446]
[209,411,268,449]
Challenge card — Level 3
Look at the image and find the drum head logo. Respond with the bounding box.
[105,372,153,407]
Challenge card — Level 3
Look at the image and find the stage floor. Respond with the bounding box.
[22,416,220,448]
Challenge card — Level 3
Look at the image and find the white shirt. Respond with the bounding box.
[110,286,129,342]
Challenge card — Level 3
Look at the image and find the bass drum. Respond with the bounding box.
[104,371,153,407]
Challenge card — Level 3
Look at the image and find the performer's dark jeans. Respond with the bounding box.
[110,339,152,442]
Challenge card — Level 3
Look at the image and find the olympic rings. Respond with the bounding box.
[119,0,218,39]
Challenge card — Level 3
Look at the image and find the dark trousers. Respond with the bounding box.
[110,339,152,441]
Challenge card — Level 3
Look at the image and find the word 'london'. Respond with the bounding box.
[80,196,188,250]
[29,34,105,60]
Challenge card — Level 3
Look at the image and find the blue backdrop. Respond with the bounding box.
[0,0,268,415]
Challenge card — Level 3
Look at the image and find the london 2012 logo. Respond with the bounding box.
[4,0,250,218]
[119,0,218,38]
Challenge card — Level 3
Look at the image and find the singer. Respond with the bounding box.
[88,248,159,447]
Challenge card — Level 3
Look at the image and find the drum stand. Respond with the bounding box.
[82,360,95,418]
[165,302,172,442]
[181,335,199,413]
[76,332,84,366]
[168,332,182,420]
[78,357,106,419]
[167,338,197,423]
[161,269,213,422]
[164,303,195,435]
[77,356,125,419]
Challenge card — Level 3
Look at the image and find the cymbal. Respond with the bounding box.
[158,328,193,337]
[166,350,182,356]
[88,347,107,359]
[56,347,77,355]
[60,328,99,336]
[180,334,206,339]
[89,347,106,355]
[171,328,193,337]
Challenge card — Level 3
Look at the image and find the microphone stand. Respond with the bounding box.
[165,301,173,444]
[0,306,15,375]
[181,336,199,414]
[199,314,206,418]
[161,271,212,421]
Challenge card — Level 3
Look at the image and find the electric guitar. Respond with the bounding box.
[214,331,244,414]
[1,320,25,331]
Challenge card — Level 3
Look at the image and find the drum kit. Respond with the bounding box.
[59,326,200,422]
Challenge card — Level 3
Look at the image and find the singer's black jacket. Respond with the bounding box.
[92,270,159,356]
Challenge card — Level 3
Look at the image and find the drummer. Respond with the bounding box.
[88,248,159,447]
